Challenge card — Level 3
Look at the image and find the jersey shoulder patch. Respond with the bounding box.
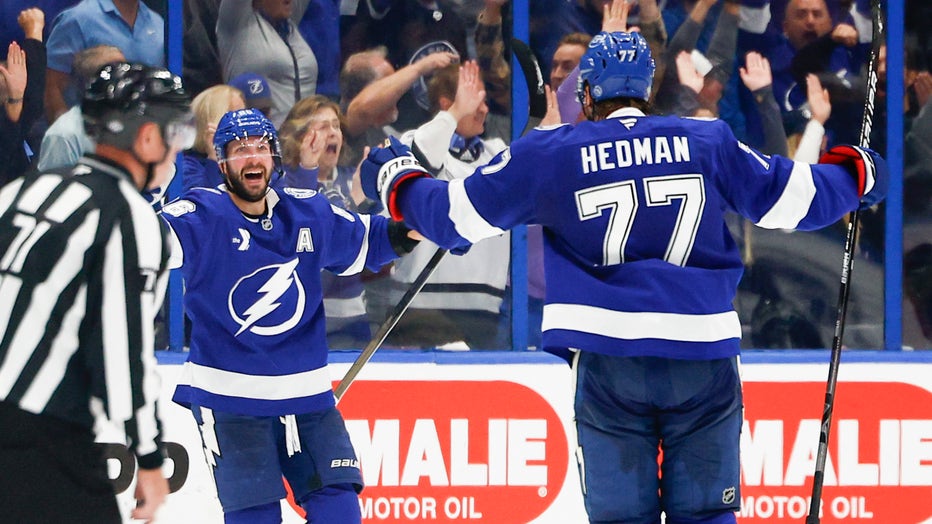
[161,199,196,217]
[479,148,512,175]
[283,187,318,199]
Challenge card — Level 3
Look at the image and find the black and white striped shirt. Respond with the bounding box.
[0,156,169,468]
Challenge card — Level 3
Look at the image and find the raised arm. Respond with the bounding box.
[19,8,47,132]
[474,0,510,113]
[793,73,831,162]
[0,42,27,123]
[409,61,486,170]
[344,51,458,137]
[739,51,788,156]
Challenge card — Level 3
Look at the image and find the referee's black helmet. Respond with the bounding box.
[82,62,193,151]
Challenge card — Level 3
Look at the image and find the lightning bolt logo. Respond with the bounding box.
[199,407,221,469]
[228,258,306,336]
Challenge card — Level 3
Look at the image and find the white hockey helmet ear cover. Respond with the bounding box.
[577,31,656,103]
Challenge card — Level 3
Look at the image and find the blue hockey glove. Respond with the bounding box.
[361,137,431,221]
[818,145,887,210]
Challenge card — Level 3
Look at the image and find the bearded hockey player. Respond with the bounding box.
[161,108,418,523]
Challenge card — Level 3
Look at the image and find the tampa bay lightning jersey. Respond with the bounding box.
[396,108,863,360]
[160,185,400,415]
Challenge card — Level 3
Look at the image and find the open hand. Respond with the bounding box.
[0,41,27,101]
[805,74,831,125]
[299,128,323,169]
[448,60,486,122]
[739,52,772,92]
[540,85,561,126]
[676,51,704,94]
[601,0,630,33]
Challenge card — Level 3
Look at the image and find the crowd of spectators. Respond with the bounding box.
[0,0,929,350]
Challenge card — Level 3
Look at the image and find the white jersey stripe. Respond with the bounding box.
[177,361,333,401]
[45,182,92,223]
[0,276,24,386]
[338,213,371,276]
[103,225,133,421]
[755,161,816,230]
[164,220,184,269]
[118,180,166,454]
[17,174,63,214]
[19,285,87,412]
[135,255,172,456]
[134,350,162,457]
[541,303,742,342]
[0,178,24,216]
[447,179,505,243]
[0,210,99,398]
[120,181,163,272]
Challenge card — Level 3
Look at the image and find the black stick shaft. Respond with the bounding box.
[806,0,883,520]
[334,247,446,403]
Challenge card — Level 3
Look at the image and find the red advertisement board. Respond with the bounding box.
[339,380,569,523]
[740,381,932,523]
[120,362,932,523]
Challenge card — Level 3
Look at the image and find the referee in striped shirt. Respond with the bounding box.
[0,63,193,523]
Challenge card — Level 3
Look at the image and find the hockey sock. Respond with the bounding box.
[300,483,361,524]
[224,501,281,524]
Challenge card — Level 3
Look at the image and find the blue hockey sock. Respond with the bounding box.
[224,501,281,524]
[301,483,361,524]
[666,512,737,524]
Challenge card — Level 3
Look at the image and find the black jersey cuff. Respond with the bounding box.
[388,220,420,256]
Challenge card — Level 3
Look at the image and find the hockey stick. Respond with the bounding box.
[512,37,548,135]
[334,40,550,403]
[806,1,883,521]
[334,246,446,403]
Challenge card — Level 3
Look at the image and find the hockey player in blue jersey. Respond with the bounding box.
[360,31,887,524]
[160,108,420,523]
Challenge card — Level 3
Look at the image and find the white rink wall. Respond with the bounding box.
[104,352,932,523]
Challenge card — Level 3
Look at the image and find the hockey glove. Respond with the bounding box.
[819,145,887,210]
[361,137,432,221]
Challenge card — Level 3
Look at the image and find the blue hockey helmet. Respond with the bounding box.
[213,108,283,172]
[577,31,655,103]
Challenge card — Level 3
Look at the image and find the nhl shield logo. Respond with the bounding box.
[722,486,736,505]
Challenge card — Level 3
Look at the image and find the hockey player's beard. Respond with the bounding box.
[226,167,270,203]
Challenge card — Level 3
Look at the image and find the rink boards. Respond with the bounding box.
[100,350,932,523]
